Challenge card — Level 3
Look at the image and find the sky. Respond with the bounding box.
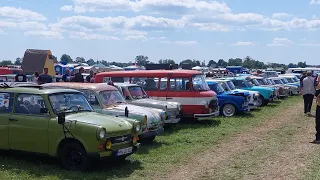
[1,0,320,65]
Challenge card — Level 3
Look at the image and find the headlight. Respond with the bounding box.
[97,128,106,140]
[177,104,181,111]
[204,101,209,108]
[135,122,141,132]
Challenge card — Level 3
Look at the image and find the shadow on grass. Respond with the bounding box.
[0,150,142,179]
[271,100,282,104]
[135,141,169,154]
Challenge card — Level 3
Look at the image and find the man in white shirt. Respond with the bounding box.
[301,71,317,116]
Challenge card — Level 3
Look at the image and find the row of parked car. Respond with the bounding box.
[0,71,300,171]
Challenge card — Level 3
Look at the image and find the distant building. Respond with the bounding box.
[21,49,55,76]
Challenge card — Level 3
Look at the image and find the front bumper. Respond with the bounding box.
[89,144,139,159]
[164,117,180,124]
[139,127,164,139]
[194,109,220,119]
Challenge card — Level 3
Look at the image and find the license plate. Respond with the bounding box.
[116,147,133,156]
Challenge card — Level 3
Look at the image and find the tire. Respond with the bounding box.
[59,142,91,171]
[256,96,264,107]
[221,104,236,117]
[263,100,269,106]
[139,135,156,144]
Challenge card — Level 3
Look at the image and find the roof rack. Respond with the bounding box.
[0,82,43,89]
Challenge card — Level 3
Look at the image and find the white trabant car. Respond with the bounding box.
[114,83,181,124]
[42,82,165,143]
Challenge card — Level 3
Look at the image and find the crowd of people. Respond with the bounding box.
[14,67,96,84]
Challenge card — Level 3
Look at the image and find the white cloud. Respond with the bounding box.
[310,0,320,4]
[69,32,120,40]
[300,43,320,46]
[267,38,293,46]
[60,5,73,11]
[160,40,197,45]
[232,41,254,46]
[70,0,231,14]
[0,29,6,34]
[191,23,229,31]
[272,13,292,19]
[0,20,47,30]
[0,6,46,21]
[24,31,63,39]
[124,34,147,40]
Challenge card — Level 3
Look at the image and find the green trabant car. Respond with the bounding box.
[0,85,140,171]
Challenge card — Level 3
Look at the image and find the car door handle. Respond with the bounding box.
[166,97,173,100]
[9,118,18,121]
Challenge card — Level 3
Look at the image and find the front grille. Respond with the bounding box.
[209,99,218,112]
[110,134,132,144]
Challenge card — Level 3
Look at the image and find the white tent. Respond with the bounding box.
[192,66,203,70]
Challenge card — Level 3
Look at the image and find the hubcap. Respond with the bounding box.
[67,149,82,168]
[223,104,235,117]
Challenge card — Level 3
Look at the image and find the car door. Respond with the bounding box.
[8,93,50,154]
[0,92,14,149]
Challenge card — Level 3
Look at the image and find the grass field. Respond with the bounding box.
[0,96,311,180]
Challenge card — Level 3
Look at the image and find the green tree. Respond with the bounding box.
[75,57,86,63]
[207,60,217,67]
[297,61,307,68]
[135,55,149,66]
[87,58,95,66]
[0,60,13,66]
[14,57,22,65]
[159,59,175,64]
[60,54,73,64]
[217,59,227,67]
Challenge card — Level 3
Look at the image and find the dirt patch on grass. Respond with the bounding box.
[161,99,304,180]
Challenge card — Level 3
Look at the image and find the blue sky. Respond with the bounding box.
[1,0,320,65]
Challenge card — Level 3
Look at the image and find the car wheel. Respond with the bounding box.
[59,142,91,171]
[222,104,236,117]
[139,136,156,144]
[256,96,264,107]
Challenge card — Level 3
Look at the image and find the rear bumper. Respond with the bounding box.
[194,109,220,119]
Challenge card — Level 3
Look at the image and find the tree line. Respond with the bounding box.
[0,54,313,70]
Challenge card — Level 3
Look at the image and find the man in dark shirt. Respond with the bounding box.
[74,67,84,82]
[15,70,27,82]
[62,69,72,82]
[38,68,53,84]
[85,70,94,83]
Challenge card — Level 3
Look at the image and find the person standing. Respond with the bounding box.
[38,68,53,84]
[15,70,27,82]
[85,70,94,83]
[62,69,72,82]
[74,67,84,82]
[33,71,39,84]
[301,71,317,116]
[313,79,320,143]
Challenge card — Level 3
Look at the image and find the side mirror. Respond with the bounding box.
[58,112,66,124]
[40,107,48,114]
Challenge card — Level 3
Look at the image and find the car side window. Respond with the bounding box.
[169,78,190,91]
[14,94,47,115]
[0,92,13,113]
[159,78,168,91]
[132,77,158,91]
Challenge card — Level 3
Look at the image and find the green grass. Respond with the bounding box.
[0,96,300,180]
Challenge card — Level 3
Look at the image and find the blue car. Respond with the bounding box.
[206,80,250,117]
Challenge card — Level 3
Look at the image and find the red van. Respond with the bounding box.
[95,70,219,120]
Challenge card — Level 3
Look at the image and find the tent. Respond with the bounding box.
[192,66,203,70]
[21,49,55,76]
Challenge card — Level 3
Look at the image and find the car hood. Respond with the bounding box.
[233,89,260,95]
[103,103,163,123]
[224,91,250,97]
[130,98,179,110]
[65,112,132,133]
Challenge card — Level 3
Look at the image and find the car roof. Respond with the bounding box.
[0,86,79,94]
[42,82,118,91]
[114,82,139,87]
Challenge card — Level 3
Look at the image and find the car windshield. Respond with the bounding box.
[268,79,275,85]
[245,81,253,87]
[192,75,210,91]
[286,78,294,83]
[252,79,260,86]
[99,90,126,106]
[227,81,236,90]
[49,93,94,114]
[273,79,283,84]
[211,83,225,94]
[281,79,288,84]
[128,86,148,99]
[220,82,231,92]
[292,77,299,82]
[263,79,269,85]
